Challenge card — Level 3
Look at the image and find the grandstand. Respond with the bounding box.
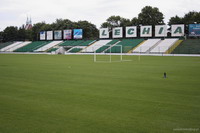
[165,40,183,54]
[79,40,96,46]
[59,40,95,46]
[105,39,144,53]
[132,39,161,53]
[68,47,83,53]
[58,40,96,53]
[1,38,200,54]
[82,40,112,53]
[59,40,84,46]
[35,41,63,52]
[0,42,13,50]
[0,42,22,52]
[14,41,52,52]
[95,40,120,53]
[149,38,178,54]
[6,41,31,52]
[172,39,200,54]
[47,48,58,52]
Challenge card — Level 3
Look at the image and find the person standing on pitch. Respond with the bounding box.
[164,72,167,78]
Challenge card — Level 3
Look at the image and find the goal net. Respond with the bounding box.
[93,45,126,62]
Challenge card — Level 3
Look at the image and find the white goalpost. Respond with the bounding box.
[93,45,131,62]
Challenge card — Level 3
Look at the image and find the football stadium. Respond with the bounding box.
[0,3,200,133]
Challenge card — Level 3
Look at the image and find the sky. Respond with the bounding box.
[0,0,200,31]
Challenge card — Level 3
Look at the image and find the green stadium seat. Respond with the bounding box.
[68,48,83,53]
[14,41,52,52]
[59,40,95,46]
[172,39,200,54]
[105,39,144,53]
[96,40,120,53]
[0,42,13,49]
[47,48,58,52]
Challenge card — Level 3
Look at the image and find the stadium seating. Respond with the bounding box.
[59,40,95,46]
[165,40,183,54]
[14,41,52,52]
[82,40,112,53]
[0,42,22,52]
[95,40,120,53]
[4,38,200,54]
[59,40,82,46]
[171,39,200,54]
[7,41,32,52]
[149,38,178,53]
[68,48,83,53]
[35,41,63,52]
[105,39,144,53]
[47,48,58,52]
[79,40,96,46]
[0,42,13,50]
[132,39,161,53]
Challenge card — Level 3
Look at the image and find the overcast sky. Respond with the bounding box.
[0,0,199,31]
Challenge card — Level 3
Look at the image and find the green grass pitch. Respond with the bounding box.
[0,54,200,133]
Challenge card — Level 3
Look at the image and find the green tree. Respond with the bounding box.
[131,17,139,26]
[101,22,112,28]
[100,15,131,28]
[106,15,122,27]
[17,26,26,41]
[183,11,200,35]
[3,26,18,42]
[0,31,3,42]
[25,29,33,41]
[168,15,184,25]
[41,24,52,31]
[138,6,164,25]
[120,18,132,27]
[168,11,200,35]
[76,21,98,39]
[51,19,74,30]
[137,6,164,36]
[31,22,47,41]
[183,11,200,24]
[168,11,200,25]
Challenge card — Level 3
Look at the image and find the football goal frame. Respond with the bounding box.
[93,45,131,63]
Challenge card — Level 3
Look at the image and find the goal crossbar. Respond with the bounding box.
[93,45,132,62]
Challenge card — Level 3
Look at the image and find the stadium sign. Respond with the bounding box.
[99,24,184,38]
[39,29,83,40]
[63,30,72,40]
[126,26,137,37]
[113,27,123,38]
[40,31,46,40]
[155,25,167,37]
[54,30,62,40]
[171,24,184,37]
[140,25,152,37]
[46,31,53,40]
[189,24,200,36]
[73,29,83,39]
[99,28,109,38]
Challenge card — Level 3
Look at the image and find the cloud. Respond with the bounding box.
[0,0,200,31]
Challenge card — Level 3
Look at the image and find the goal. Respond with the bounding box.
[93,45,124,62]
